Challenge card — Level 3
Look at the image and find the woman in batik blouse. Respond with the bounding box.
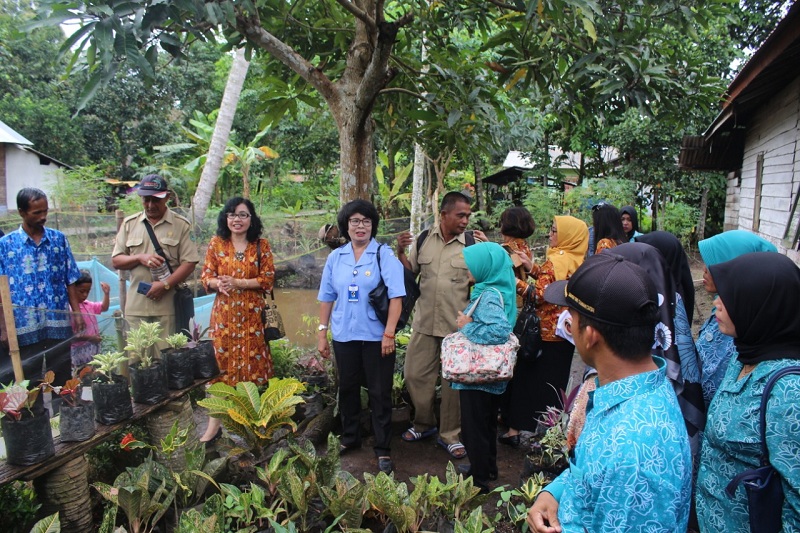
[695,252,800,532]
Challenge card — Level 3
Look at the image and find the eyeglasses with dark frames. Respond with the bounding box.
[348,218,373,227]
[226,212,251,220]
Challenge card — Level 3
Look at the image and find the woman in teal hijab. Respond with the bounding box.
[696,230,777,405]
[453,242,517,493]
[463,242,517,325]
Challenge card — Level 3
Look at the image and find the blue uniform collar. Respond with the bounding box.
[589,356,667,414]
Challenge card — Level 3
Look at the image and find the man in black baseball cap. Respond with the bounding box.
[526,253,692,532]
[136,174,170,199]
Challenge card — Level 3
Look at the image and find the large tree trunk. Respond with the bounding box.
[191,48,250,225]
[235,4,411,205]
[334,106,376,203]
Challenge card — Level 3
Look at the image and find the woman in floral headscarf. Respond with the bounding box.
[499,216,588,447]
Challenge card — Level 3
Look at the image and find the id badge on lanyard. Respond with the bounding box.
[348,284,359,302]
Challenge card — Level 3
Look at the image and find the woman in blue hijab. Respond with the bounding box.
[695,230,777,405]
[453,242,516,493]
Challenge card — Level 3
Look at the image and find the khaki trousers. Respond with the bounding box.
[404,332,461,445]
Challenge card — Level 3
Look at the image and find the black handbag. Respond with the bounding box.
[257,241,285,341]
[725,366,800,533]
[368,244,420,331]
[143,220,194,336]
[513,286,542,362]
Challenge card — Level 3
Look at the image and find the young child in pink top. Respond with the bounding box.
[70,270,110,371]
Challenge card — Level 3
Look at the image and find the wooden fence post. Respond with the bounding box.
[0,275,24,382]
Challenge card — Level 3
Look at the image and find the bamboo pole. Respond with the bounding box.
[0,275,24,382]
[115,209,127,315]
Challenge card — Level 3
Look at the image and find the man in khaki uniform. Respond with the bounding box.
[396,192,485,459]
[112,175,199,345]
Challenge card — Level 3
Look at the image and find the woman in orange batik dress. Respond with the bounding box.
[200,196,275,442]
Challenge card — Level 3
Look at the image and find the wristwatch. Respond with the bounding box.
[163,281,171,291]
[318,324,328,331]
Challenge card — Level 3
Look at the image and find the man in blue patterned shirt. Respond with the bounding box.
[0,188,83,386]
[527,253,692,533]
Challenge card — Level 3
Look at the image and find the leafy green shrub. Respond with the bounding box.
[0,480,40,533]
[659,201,699,247]
[522,184,564,242]
[563,178,639,224]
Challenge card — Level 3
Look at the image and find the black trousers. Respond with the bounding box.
[460,388,499,490]
[332,340,395,457]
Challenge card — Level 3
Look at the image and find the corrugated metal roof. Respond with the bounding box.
[0,119,32,146]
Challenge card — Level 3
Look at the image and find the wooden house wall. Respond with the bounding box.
[727,76,800,263]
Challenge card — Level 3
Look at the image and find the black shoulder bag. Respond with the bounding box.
[256,240,285,341]
[725,365,800,533]
[513,285,542,362]
[143,220,194,336]
[368,244,420,331]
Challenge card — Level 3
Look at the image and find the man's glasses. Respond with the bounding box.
[348,218,372,227]
[227,212,251,220]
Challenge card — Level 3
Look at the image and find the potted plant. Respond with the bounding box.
[88,351,133,425]
[186,318,218,379]
[522,386,578,481]
[0,375,55,465]
[126,322,169,404]
[54,377,95,442]
[161,331,194,389]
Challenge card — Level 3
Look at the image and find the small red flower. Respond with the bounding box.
[120,433,137,450]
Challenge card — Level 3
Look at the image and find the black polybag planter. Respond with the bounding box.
[1,399,55,465]
[163,348,194,389]
[92,376,133,425]
[191,340,219,379]
[59,401,96,442]
[130,361,169,404]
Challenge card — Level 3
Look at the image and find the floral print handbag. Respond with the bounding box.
[441,291,519,384]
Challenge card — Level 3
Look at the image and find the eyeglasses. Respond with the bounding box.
[227,212,251,220]
[549,226,558,234]
[348,218,372,227]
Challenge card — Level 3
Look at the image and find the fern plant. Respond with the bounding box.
[197,378,305,454]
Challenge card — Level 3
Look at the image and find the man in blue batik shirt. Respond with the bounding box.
[0,188,83,386]
[527,253,692,533]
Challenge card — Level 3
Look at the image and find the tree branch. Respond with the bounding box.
[486,0,523,12]
[355,11,415,111]
[235,13,336,102]
[378,87,424,99]
[334,0,377,33]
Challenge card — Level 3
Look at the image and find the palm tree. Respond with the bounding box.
[191,48,250,224]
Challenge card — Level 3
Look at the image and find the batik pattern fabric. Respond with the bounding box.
[695,314,737,407]
[546,358,693,532]
[201,236,275,386]
[0,227,81,346]
[531,260,562,342]
[594,237,617,254]
[696,358,800,532]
